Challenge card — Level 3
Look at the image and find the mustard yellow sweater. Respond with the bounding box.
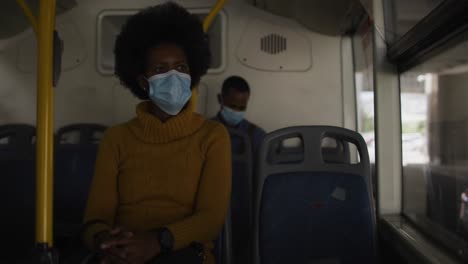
[83,101,232,260]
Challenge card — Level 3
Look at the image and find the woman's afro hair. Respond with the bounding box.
[114,2,211,99]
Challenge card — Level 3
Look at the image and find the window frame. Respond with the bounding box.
[387,0,468,72]
[354,0,468,261]
[95,8,227,75]
[395,14,468,263]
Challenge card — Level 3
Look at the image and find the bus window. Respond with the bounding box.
[401,33,468,256]
[383,0,444,43]
[354,15,375,164]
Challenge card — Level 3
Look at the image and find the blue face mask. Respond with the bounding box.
[221,106,245,126]
[147,70,192,115]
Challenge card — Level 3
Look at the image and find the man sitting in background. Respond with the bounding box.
[212,76,266,153]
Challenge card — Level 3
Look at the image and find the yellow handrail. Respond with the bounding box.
[15,0,38,34]
[203,0,226,32]
[35,0,57,247]
[16,0,56,248]
[191,0,227,111]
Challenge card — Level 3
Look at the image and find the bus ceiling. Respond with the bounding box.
[0,0,76,39]
[1,0,369,39]
[248,0,368,36]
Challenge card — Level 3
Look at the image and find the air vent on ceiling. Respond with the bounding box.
[260,33,287,55]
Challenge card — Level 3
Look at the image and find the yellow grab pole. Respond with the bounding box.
[15,0,38,34]
[203,0,226,33]
[35,0,56,247]
[191,0,227,111]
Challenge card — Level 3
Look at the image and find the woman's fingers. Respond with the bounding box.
[99,227,134,250]
[101,237,135,249]
[110,226,134,237]
[110,226,122,235]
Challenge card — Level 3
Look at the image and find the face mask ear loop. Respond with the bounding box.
[143,77,149,93]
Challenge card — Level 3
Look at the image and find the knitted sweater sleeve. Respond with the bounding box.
[82,128,120,249]
[167,124,232,250]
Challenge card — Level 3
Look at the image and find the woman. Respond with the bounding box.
[82,2,232,264]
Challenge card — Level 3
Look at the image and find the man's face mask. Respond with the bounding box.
[221,106,245,126]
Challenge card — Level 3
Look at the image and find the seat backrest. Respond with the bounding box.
[54,124,106,237]
[254,126,377,264]
[0,124,36,144]
[56,123,106,145]
[267,136,350,165]
[227,128,253,263]
[1,155,36,260]
[322,136,350,164]
[0,124,36,258]
[214,210,233,264]
[0,124,36,158]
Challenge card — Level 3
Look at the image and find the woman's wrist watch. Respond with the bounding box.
[155,227,174,254]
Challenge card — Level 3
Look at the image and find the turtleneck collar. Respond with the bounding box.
[129,101,204,144]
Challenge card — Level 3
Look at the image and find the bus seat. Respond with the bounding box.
[214,210,233,264]
[227,128,253,263]
[1,155,36,261]
[56,123,106,144]
[254,126,377,264]
[267,136,350,165]
[0,124,36,153]
[0,124,36,259]
[321,137,350,164]
[54,124,106,244]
